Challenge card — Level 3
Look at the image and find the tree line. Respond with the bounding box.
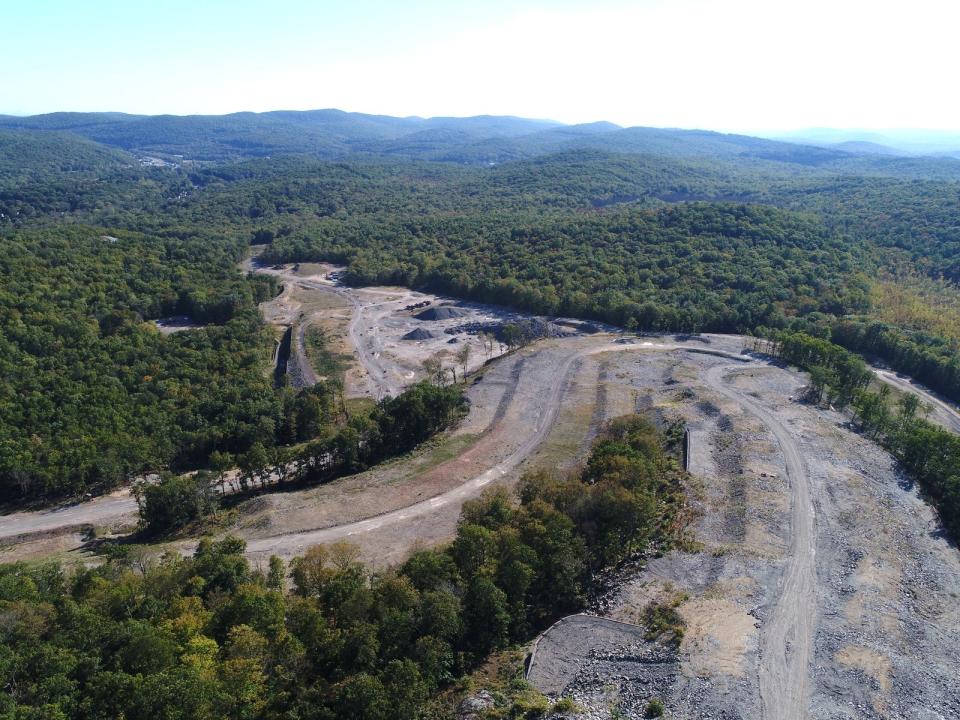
[0,415,685,719]
[138,382,467,534]
[764,331,960,539]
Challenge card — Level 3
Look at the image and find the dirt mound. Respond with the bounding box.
[414,306,468,321]
[402,328,436,341]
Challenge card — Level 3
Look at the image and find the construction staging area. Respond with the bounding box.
[3,264,960,719]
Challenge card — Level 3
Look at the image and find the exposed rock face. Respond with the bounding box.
[526,614,676,718]
[457,690,495,719]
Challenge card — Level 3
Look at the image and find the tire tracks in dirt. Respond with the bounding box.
[487,355,526,430]
[705,364,815,720]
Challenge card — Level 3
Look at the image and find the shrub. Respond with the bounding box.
[645,697,665,718]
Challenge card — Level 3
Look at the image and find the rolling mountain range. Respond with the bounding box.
[3,109,960,180]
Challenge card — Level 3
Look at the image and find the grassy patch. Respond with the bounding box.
[305,325,352,380]
[529,383,595,469]
[642,594,688,648]
[344,396,376,418]
[379,433,481,487]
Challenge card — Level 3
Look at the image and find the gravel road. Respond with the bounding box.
[213,340,692,557]
[873,368,960,433]
[706,364,815,720]
[0,490,136,540]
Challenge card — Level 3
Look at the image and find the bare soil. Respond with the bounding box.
[5,265,960,718]
[529,349,960,719]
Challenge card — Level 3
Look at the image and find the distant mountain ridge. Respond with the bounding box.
[2,109,960,180]
[774,128,960,159]
[0,109,561,161]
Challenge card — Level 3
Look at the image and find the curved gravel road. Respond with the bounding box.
[706,364,815,720]
[873,368,960,433]
[229,341,752,553]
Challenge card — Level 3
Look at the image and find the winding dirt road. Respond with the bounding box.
[236,339,658,556]
[706,365,815,720]
[238,341,741,547]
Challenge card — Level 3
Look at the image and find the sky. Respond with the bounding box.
[3,0,959,132]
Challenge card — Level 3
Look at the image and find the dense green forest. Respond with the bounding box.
[2,115,960,501]
[0,226,284,498]
[139,382,466,534]
[262,202,865,332]
[0,416,685,719]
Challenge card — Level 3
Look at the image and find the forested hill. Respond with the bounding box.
[0,130,134,186]
[263,202,864,332]
[0,110,560,163]
[2,122,960,501]
[4,109,960,180]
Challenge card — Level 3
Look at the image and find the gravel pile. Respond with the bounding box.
[415,306,469,321]
[401,327,436,341]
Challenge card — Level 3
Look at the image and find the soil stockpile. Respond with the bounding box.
[414,306,468,321]
[402,328,436,341]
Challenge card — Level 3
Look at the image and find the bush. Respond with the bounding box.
[552,696,580,713]
[642,600,686,647]
[645,698,665,718]
[509,688,549,718]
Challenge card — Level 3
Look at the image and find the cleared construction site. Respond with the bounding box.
[3,263,960,719]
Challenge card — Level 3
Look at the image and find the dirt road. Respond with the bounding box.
[706,364,815,720]
[873,368,960,433]
[205,340,643,556]
[285,276,408,397]
[0,490,136,540]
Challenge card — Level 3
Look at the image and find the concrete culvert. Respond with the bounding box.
[414,306,468,321]
[402,328,436,341]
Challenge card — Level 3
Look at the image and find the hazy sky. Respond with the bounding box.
[4,0,959,131]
